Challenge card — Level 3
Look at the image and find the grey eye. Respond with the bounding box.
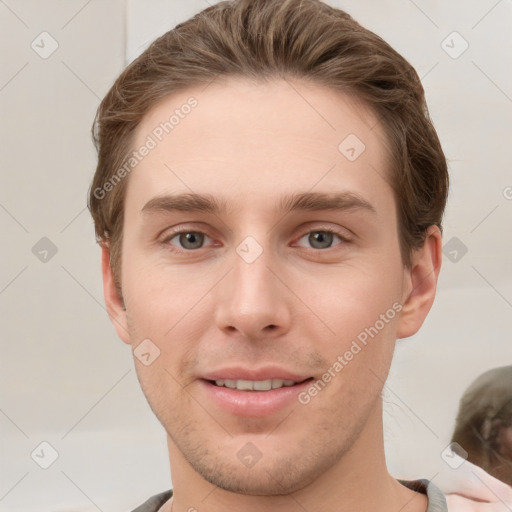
[308,231,335,249]
[175,232,205,250]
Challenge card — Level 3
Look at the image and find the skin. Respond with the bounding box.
[101,77,442,512]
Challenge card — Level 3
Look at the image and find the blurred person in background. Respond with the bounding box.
[451,366,512,486]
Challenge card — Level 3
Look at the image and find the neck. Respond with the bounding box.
[163,401,427,512]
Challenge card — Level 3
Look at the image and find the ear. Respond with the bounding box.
[396,225,442,339]
[101,243,131,345]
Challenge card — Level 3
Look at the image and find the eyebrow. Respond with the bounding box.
[141,191,377,216]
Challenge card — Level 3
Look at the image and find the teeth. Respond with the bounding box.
[237,379,254,391]
[254,380,272,391]
[214,379,298,390]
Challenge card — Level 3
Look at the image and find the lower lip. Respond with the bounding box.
[199,379,313,417]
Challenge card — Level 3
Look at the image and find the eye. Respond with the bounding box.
[166,230,213,250]
[295,229,348,250]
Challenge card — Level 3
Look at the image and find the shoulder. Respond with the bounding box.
[129,489,173,512]
[399,478,448,512]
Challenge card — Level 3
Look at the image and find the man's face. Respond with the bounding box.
[111,78,414,494]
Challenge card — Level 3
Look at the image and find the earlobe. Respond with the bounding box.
[396,225,443,340]
[101,243,131,345]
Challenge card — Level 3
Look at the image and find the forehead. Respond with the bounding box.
[127,77,394,217]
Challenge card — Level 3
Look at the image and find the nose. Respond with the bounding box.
[214,244,292,341]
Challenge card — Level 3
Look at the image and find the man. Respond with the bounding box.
[88,1,512,510]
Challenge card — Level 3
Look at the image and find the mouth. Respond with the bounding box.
[199,374,315,417]
[207,378,312,391]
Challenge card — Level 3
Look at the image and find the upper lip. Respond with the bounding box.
[201,366,311,382]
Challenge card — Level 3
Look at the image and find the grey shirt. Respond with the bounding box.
[129,478,448,512]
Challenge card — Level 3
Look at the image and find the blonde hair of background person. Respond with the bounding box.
[88,1,512,511]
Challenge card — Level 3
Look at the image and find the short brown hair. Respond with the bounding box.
[89,0,449,292]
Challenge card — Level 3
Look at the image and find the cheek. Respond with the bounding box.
[122,258,211,371]
[122,250,199,327]
[295,266,402,394]
[299,261,402,339]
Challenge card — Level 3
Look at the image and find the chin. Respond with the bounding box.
[193,458,318,496]
[176,431,352,496]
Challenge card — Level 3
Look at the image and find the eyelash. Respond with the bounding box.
[161,226,351,253]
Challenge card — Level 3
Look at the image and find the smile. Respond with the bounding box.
[201,377,314,417]
[212,379,299,391]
